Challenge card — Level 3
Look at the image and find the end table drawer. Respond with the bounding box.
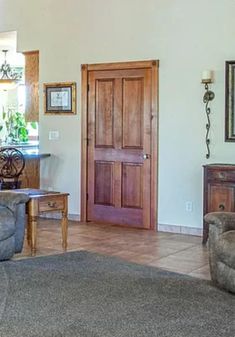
[39,198,64,212]
[207,169,235,182]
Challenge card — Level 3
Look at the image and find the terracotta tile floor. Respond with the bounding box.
[15,219,210,280]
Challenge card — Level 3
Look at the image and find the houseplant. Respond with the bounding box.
[2,108,36,143]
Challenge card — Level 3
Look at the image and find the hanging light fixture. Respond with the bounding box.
[0,50,23,90]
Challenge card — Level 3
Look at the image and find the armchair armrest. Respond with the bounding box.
[204,212,235,234]
[0,191,29,212]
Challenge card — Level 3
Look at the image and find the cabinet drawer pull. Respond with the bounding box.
[219,204,225,211]
[218,172,226,179]
[48,202,56,208]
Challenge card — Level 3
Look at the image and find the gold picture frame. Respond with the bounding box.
[44,82,76,115]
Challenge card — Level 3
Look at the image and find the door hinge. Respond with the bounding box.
[87,84,90,91]
[86,193,89,201]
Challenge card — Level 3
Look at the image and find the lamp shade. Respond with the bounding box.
[0,79,19,91]
[202,70,213,83]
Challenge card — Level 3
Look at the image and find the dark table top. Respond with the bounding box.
[21,148,51,159]
[0,144,50,159]
[14,188,69,198]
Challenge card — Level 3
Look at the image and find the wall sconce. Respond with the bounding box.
[201,70,215,159]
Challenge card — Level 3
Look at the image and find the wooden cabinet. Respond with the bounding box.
[203,164,235,243]
[20,158,40,189]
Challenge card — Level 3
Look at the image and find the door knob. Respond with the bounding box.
[143,154,151,160]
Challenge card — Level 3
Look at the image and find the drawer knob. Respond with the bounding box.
[48,201,56,208]
[218,172,226,179]
[219,204,225,211]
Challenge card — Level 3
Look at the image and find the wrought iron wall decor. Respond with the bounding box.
[201,70,215,159]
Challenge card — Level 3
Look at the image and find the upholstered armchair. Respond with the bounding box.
[204,212,235,293]
[0,191,29,261]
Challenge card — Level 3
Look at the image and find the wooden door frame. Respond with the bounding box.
[81,60,159,230]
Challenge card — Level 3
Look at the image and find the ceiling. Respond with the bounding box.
[0,31,24,66]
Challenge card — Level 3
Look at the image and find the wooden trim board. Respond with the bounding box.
[81,60,159,229]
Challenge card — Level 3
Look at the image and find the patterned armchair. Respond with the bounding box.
[0,191,29,261]
[204,212,235,293]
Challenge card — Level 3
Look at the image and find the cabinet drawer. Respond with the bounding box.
[207,169,235,182]
[39,198,64,212]
[208,183,235,212]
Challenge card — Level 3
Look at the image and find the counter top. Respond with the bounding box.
[0,143,50,159]
[0,141,39,149]
[21,148,51,159]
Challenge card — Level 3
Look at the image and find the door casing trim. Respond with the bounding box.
[81,60,159,230]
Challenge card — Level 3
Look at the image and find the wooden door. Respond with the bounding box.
[86,66,154,229]
[81,61,158,229]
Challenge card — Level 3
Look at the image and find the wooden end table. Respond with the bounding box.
[16,189,69,254]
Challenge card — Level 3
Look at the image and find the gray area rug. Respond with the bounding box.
[0,251,234,337]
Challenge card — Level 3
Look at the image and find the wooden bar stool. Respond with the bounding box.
[0,147,25,190]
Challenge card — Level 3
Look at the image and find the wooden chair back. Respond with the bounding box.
[0,147,25,189]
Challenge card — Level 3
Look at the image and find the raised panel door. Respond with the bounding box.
[87,68,152,228]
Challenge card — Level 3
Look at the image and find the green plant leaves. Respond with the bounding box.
[2,109,30,143]
[30,121,37,129]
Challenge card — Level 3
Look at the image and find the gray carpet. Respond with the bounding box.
[0,251,234,337]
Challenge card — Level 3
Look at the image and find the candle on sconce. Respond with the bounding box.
[202,70,213,83]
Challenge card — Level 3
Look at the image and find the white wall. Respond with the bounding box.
[0,0,235,229]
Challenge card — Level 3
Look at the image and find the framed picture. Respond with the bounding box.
[44,82,76,114]
[225,61,235,141]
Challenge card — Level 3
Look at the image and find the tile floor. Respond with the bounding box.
[16,219,210,280]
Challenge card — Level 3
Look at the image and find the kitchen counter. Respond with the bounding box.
[0,142,50,188]
[21,148,51,159]
[0,142,50,159]
[0,140,39,148]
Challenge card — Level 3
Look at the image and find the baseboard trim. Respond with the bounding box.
[40,212,80,222]
[158,224,202,237]
[39,216,201,236]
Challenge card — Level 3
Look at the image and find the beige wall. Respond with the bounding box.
[0,0,235,229]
